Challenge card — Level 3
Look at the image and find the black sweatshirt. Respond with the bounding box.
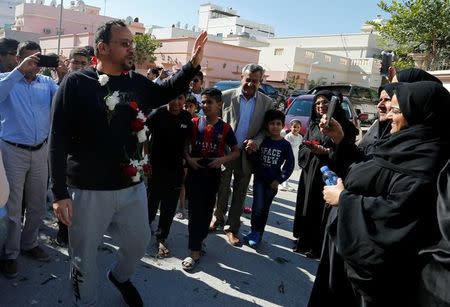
[49,63,199,201]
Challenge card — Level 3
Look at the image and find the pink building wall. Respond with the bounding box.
[13,3,144,37]
[155,38,260,87]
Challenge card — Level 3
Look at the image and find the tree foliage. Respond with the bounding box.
[133,33,162,66]
[368,0,450,70]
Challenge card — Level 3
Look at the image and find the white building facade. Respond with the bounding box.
[198,3,274,40]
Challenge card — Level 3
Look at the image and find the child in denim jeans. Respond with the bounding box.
[245,109,294,247]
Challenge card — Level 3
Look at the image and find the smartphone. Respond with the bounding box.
[37,55,59,68]
[380,51,394,77]
[324,96,338,128]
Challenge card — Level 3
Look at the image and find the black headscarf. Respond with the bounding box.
[373,81,450,180]
[396,68,443,84]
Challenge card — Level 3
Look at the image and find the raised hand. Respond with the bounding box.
[17,52,40,76]
[190,31,208,68]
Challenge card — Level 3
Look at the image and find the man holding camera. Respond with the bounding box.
[0,41,59,278]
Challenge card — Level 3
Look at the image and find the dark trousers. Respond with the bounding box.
[250,179,278,235]
[147,174,182,242]
[186,168,221,251]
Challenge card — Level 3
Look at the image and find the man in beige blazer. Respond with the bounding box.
[212,64,274,245]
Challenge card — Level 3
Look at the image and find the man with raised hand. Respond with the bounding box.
[50,20,207,306]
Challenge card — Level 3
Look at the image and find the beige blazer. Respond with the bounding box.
[221,87,274,174]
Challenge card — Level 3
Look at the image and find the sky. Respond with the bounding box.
[84,0,387,37]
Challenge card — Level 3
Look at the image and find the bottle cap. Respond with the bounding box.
[320,166,330,173]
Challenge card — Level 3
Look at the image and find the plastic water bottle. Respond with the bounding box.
[320,165,338,186]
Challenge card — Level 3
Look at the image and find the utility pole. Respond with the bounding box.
[56,0,63,55]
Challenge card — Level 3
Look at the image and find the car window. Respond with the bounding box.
[341,101,352,120]
[261,84,277,95]
[287,99,312,117]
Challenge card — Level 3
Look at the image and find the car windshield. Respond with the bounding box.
[287,99,312,117]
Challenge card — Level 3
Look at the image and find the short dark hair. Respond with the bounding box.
[185,95,197,105]
[84,45,95,57]
[17,41,41,57]
[150,67,160,75]
[94,20,127,56]
[201,88,222,102]
[264,109,285,125]
[0,38,19,55]
[193,71,204,81]
[69,47,88,60]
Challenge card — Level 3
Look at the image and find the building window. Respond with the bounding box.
[305,51,315,59]
[339,58,348,65]
[216,33,223,38]
[274,48,284,56]
[324,55,332,63]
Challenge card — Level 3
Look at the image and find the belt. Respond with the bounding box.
[3,139,47,151]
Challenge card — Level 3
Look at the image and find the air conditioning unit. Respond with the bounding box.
[43,28,51,34]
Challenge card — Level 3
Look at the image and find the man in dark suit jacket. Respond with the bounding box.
[212,64,274,245]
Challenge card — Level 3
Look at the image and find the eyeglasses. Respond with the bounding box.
[110,40,136,49]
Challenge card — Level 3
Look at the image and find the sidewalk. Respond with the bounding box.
[0,170,318,306]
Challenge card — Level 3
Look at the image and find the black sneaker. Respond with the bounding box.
[0,259,18,278]
[107,270,143,307]
[22,246,50,262]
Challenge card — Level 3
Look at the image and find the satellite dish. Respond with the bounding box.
[184,23,188,30]
[125,16,133,24]
[191,25,196,32]
[176,21,180,28]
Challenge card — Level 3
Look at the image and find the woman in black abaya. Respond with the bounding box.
[309,81,450,307]
[418,158,450,306]
[293,90,357,257]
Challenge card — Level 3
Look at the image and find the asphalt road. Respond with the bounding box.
[0,170,318,307]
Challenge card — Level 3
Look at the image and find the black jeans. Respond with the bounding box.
[147,172,182,242]
[186,168,221,251]
[250,179,278,235]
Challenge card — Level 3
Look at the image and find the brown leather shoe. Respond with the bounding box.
[225,231,240,246]
[0,259,18,278]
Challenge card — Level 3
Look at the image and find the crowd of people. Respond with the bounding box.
[0,19,449,307]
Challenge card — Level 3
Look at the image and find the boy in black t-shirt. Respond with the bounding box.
[147,93,192,258]
[182,88,239,271]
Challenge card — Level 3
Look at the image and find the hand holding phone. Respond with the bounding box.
[380,51,394,77]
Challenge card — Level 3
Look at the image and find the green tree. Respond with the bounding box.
[368,0,450,70]
[133,33,162,66]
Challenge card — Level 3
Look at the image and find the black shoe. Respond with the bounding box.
[0,259,18,278]
[22,246,50,262]
[108,270,143,307]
